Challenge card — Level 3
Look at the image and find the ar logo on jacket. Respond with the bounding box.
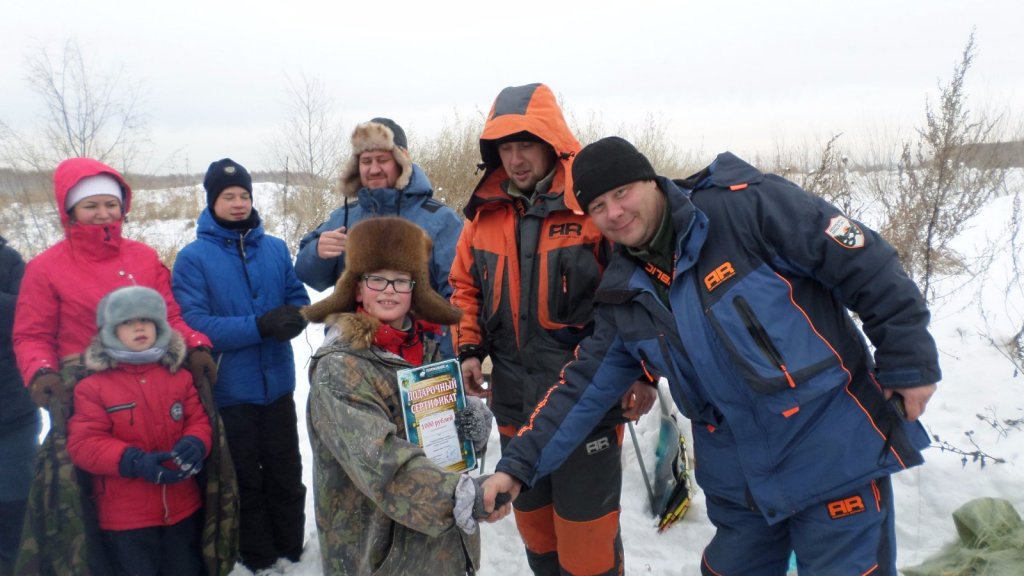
[827,495,866,519]
[825,215,865,249]
[169,401,184,422]
[704,262,736,292]
[585,435,611,455]
[548,222,583,238]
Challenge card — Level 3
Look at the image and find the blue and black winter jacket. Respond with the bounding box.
[173,210,310,408]
[294,164,462,359]
[497,152,940,524]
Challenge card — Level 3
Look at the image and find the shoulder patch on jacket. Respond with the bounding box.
[825,215,865,249]
[421,199,444,213]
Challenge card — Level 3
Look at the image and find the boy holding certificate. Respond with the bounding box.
[302,217,491,576]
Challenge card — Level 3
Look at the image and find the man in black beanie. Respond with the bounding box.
[450,86,656,576]
[482,137,941,575]
[174,157,311,572]
[204,158,253,208]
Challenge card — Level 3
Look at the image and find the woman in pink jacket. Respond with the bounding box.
[12,158,216,413]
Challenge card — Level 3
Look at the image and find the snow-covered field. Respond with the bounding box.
[31,181,1024,574]
[277,188,1023,575]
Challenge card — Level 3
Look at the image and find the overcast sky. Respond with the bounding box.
[2,0,1021,174]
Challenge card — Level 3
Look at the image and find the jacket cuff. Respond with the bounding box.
[457,344,487,364]
[495,458,534,491]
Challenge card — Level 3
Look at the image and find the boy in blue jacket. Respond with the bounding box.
[172,158,310,572]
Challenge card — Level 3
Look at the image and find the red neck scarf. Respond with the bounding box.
[359,308,441,367]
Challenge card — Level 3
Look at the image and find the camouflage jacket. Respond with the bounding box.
[306,313,480,575]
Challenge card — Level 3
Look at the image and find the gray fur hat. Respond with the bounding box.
[338,118,413,198]
[96,286,172,352]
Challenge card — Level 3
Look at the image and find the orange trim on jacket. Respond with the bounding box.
[450,83,609,426]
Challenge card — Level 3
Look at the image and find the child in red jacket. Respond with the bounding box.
[68,286,212,576]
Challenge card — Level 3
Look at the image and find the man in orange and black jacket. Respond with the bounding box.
[450,83,656,576]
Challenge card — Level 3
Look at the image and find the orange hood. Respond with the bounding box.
[469,83,583,216]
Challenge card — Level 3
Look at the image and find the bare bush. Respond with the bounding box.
[872,33,1009,303]
[1,39,149,174]
[799,133,870,222]
[977,184,1024,374]
[570,111,702,178]
[267,73,345,251]
[412,111,484,213]
[0,40,150,255]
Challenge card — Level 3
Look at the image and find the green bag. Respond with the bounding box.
[14,398,112,576]
[194,373,241,576]
[903,497,1024,576]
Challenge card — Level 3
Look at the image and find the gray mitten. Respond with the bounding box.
[453,474,478,534]
[454,474,514,534]
[455,396,493,456]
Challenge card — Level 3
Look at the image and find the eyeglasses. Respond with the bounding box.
[362,275,415,293]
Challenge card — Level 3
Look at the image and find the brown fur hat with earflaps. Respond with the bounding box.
[338,118,413,198]
[301,217,461,326]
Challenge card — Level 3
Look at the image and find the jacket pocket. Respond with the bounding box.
[541,245,600,328]
[471,249,501,327]
[105,402,137,427]
[706,265,848,413]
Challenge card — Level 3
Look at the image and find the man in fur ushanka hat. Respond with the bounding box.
[302,216,490,576]
[294,118,463,360]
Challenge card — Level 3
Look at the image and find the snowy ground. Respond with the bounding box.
[32,183,1022,574]
[228,191,1023,575]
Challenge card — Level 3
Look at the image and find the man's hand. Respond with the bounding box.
[479,472,520,522]
[316,226,348,259]
[887,383,936,422]
[461,357,488,398]
[621,380,657,421]
[188,348,218,387]
[29,370,70,412]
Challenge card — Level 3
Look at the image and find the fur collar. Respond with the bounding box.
[83,331,188,373]
[322,312,378,351]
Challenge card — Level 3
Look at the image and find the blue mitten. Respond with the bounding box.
[119,448,188,485]
[172,435,206,475]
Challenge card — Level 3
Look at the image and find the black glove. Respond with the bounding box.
[172,435,206,475]
[455,396,493,456]
[29,370,71,412]
[119,448,188,485]
[188,347,218,387]
[256,304,308,341]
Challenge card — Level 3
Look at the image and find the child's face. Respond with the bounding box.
[355,269,414,329]
[116,318,157,351]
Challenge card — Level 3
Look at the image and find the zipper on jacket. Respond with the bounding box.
[235,231,255,296]
[106,402,137,425]
[733,296,795,388]
[162,485,170,523]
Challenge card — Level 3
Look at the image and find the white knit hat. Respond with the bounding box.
[65,174,124,212]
